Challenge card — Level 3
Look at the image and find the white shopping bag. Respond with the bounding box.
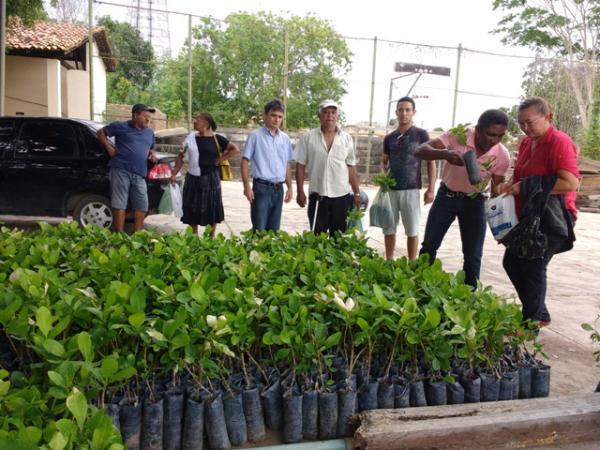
[485,194,518,241]
[369,189,395,230]
[169,184,183,218]
[159,184,183,218]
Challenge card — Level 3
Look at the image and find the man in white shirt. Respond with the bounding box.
[295,100,361,235]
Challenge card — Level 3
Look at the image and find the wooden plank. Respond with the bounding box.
[353,393,600,449]
[579,175,600,195]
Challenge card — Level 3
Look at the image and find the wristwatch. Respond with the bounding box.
[353,193,361,197]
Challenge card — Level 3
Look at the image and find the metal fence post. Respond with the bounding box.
[365,36,378,179]
[451,43,462,127]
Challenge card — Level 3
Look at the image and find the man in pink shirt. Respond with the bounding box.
[415,110,511,287]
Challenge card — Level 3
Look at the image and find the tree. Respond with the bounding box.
[493,0,600,129]
[7,0,50,24]
[583,65,600,160]
[49,0,86,23]
[153,12,351,129]
[97,16,156,104]
[521,59,583,142]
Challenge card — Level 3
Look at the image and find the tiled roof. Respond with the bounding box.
[6,17,115,71]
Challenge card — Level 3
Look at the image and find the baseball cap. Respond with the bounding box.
[319,100,339,113]
[132,103,156,114]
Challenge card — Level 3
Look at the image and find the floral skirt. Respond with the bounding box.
[181,171,224,226]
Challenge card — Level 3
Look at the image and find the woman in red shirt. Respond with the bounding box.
[499,97,579,327]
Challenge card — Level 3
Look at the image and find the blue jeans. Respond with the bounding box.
[251,179,284,231]
[419,184,486,287]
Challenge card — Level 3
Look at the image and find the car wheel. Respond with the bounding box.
[73,195,113,229]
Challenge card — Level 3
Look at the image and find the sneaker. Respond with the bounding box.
[539,320,551,328]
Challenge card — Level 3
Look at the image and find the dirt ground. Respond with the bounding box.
[3,181,599,397]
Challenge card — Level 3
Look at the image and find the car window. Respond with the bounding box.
[16,121,78,159]
[80,127,107,159]
[0,120,14,156]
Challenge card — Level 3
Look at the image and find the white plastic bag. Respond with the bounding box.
[159,184,183,218]
[369,189,395,230]
[485,194,518,241]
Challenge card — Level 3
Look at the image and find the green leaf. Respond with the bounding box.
[91,411,117,449]
[115,282,130,299]
[55,419,78,441]
[324,331,342,348]
[406,330,420,345]
[66,387,88,430]
[0,380,10,396]
[100,358,118,380]
[48,371,67,388]
[19,427,42,444]
[35,306,53,337]
[426,308,441,328]
[582,323,594,331]
[128,312,146,329]
[146,329,166,342]
[356,317,369,332]
[113,367,137,382]
[190,282,205,301]
[77,332,93,362]
[275,348,290,359]
[130,289,146,312]
[0,437,40,450]
[43,339,66,357]
[172,333,190,348]
[262,331,274,345]
[48,431,68,450]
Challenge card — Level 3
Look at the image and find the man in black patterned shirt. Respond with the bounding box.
[380,97,436,260]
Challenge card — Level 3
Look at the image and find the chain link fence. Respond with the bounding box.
[90,1,541,134]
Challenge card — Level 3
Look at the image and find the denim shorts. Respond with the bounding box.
[109,167,148,211]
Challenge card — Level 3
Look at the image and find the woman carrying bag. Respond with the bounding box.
[171,112,240,236]
[496,97,579,327]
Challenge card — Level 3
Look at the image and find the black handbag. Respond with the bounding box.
[501,215,548,260]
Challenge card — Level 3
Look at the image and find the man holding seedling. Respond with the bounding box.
[295,100,361,236]
[415,109,510,288]
[380,96,436,260]
[241,99,294,232]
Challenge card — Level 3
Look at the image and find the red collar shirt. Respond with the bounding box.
[513,126,580,219]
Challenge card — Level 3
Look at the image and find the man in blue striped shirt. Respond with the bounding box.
[241,99,294,231]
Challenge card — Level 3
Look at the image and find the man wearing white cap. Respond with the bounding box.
[295,100,361,235]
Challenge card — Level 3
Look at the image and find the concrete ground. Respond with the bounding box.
[2,180,599,396]
[145,180,600,397]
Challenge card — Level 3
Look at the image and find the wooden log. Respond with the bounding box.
[353,393,600,449]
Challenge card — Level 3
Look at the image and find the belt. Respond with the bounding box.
[255,178,284,188]
[440,183,482,199]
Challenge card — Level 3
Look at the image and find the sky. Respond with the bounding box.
[94,0,535,129]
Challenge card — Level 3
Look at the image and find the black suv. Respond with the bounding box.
[0,116,179,229]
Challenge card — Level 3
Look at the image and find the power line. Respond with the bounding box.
[93,0,223,21]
